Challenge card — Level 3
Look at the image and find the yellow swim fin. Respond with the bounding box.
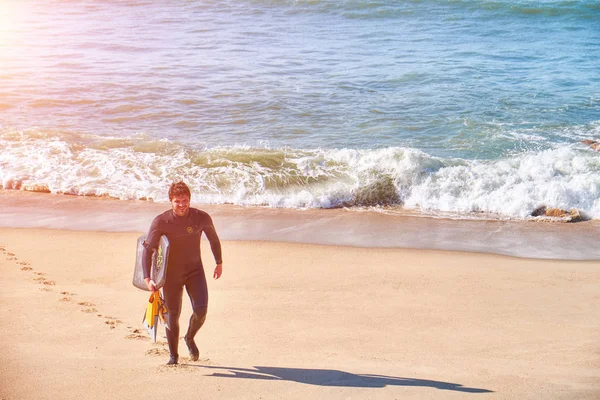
[142,291,168,342]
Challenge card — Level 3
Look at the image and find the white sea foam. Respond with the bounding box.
[405,147,600,218]
[2,130,600,219]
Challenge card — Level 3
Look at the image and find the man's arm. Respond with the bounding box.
[142,217,163,290]
[203,221,223,279]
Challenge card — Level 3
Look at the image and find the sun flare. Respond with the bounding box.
[0,2,24,49]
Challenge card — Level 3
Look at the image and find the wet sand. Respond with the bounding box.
[1,189,599,260]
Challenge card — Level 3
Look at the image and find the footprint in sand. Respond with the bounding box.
[33,276,56,286]
[157,364,191,371]
[39,287,53,292]
[125,332,150,341]
[104,317,123,330]
[58,291,74,301]
[146,348,170,357]
[72,302,125,333]
[58,291,74,302]
[125,329,167,342]
[31,272,55,286]
[21,266,33,271]
[18,261,30,266]
[77,301,97,313]
[156,357,209,370]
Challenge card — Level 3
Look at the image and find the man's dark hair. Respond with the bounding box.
[169,181,191,200]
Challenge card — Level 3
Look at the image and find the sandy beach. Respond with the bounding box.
[0,196,599,399]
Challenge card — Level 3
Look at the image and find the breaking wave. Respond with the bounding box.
[2,128,600,219]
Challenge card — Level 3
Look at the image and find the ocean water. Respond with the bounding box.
[1,0,599,219]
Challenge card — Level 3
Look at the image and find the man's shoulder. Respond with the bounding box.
[152,209,174,223]
[190,208,213,221]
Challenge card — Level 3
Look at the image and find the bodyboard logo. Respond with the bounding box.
[187,226,193,233]
[156,247,163,269]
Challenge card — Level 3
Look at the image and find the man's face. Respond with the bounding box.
[170,195,190,217]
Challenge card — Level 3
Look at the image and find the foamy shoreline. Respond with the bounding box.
[1,189,599,260]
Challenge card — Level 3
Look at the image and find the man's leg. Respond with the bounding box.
[162,281,184,365]
[183,270,209,361]
[184,306,207,361]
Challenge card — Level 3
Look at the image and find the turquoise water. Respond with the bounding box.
[1,0,599,218]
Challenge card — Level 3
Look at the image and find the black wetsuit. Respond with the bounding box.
[142,208,222,360]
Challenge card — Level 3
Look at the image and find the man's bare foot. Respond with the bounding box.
[167,355,178,365]
[184,336,199,361]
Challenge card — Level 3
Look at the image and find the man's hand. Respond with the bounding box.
[144,278,157,292]
[213,264,223,279]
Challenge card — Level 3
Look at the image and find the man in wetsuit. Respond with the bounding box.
[142,181,223,365]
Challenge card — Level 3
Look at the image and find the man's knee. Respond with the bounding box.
[192,305,208,322]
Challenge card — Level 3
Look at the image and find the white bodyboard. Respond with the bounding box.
[133,234,169,291]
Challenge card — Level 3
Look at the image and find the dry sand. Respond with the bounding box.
[0,227,598,399]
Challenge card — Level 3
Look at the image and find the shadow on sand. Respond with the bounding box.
[192,365,493,393]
